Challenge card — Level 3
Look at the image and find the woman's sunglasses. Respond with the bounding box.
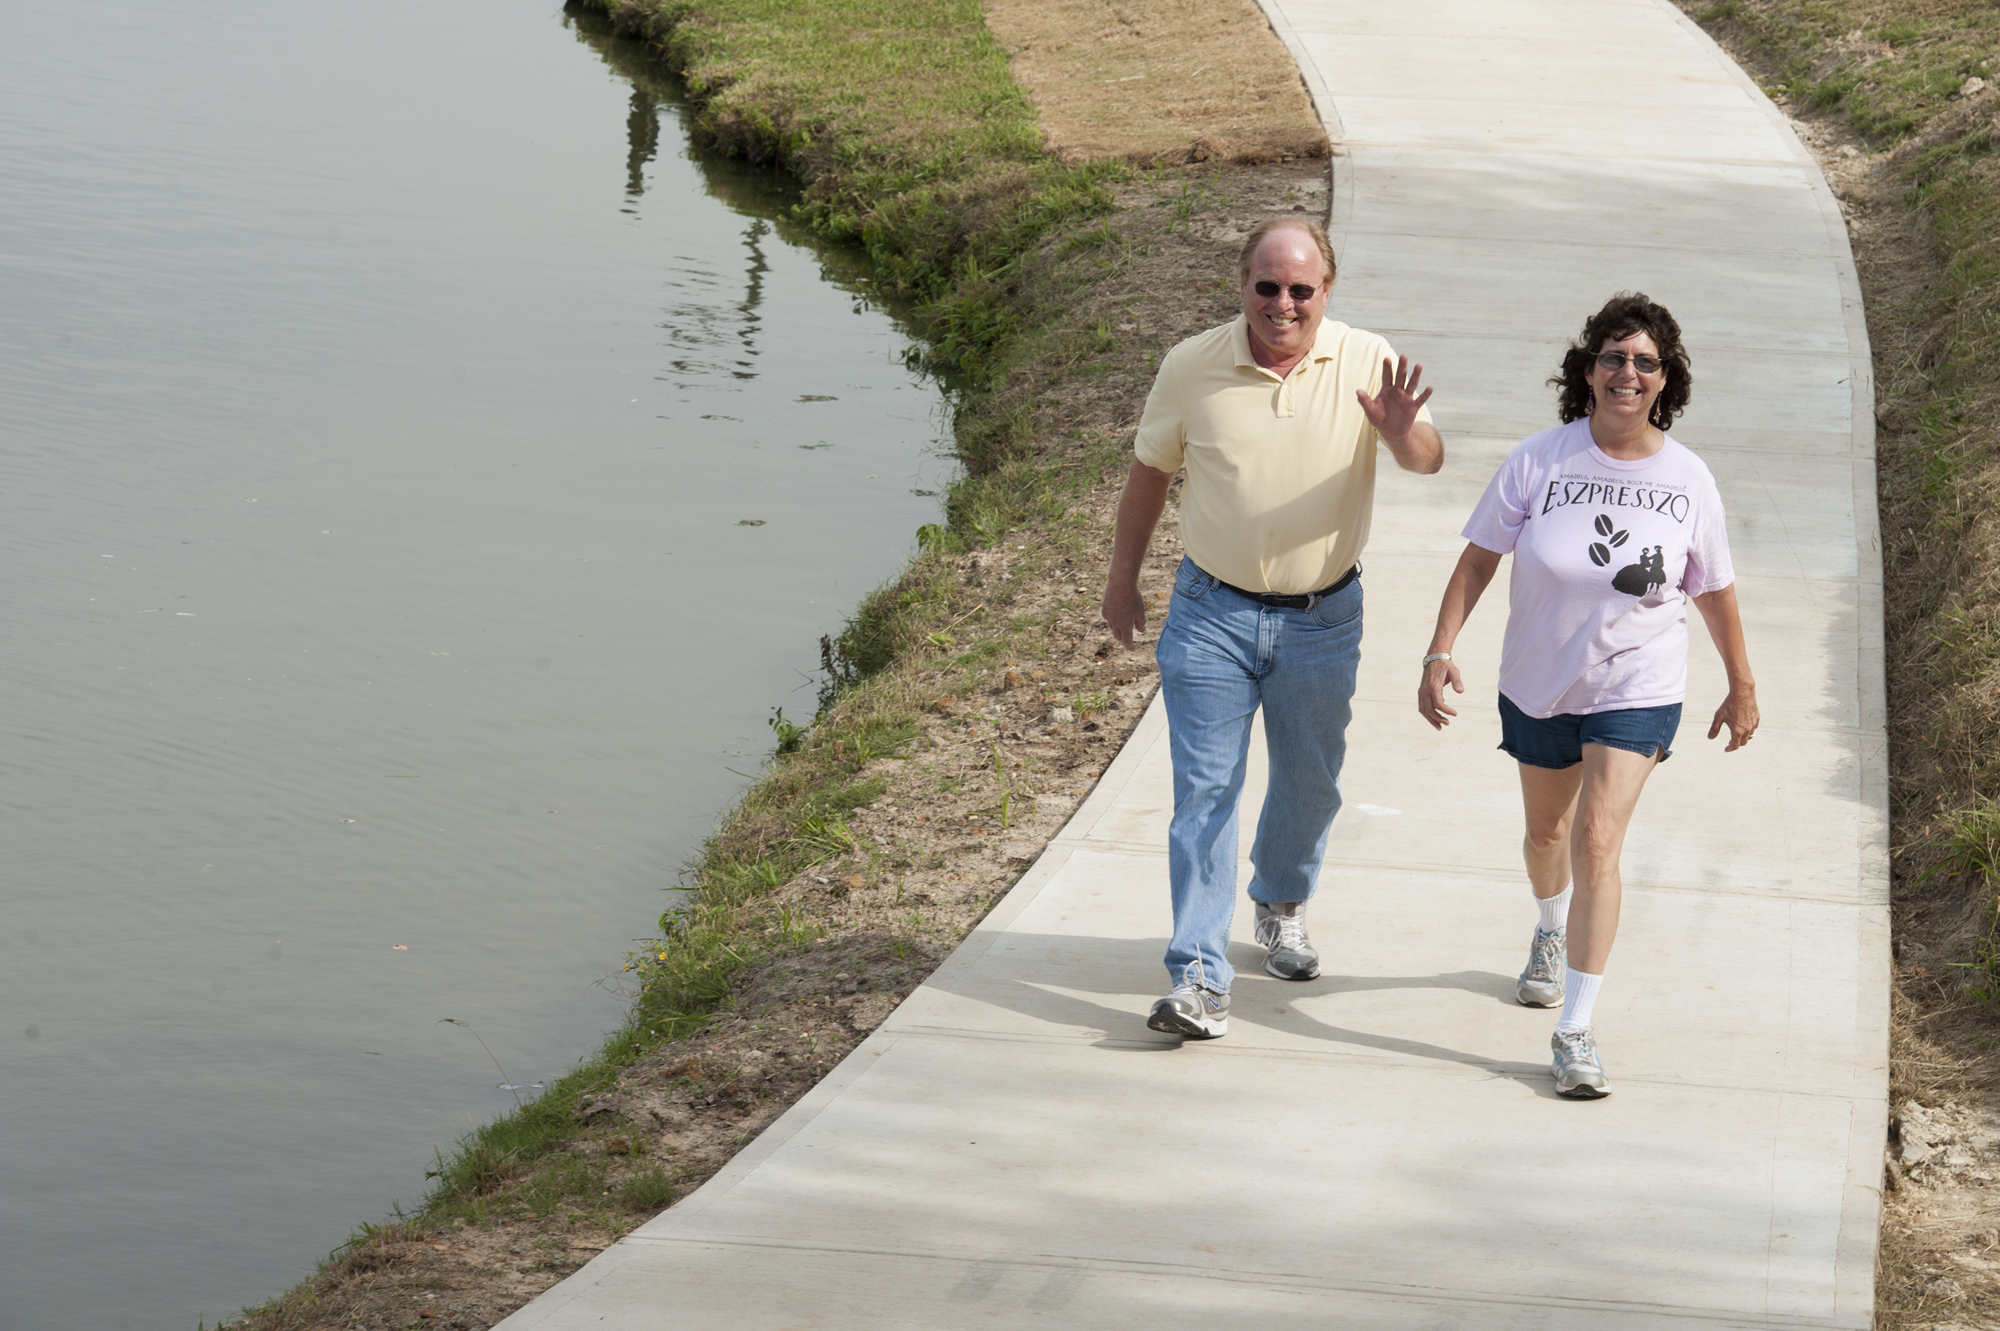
[1253,280,1320,302]
[1595,350,1663,374]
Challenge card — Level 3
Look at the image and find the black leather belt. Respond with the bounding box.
[1219,563,1360,610]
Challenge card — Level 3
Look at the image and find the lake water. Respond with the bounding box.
[0,3,948,1324]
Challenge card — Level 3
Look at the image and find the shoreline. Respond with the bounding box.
[225,2,1326,1325]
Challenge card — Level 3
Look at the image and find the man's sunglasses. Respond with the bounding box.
[1252,280,1320,302]
[1595,350,1663,374]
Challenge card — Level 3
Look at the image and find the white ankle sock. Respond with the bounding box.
[1535,885,1572,934]
[1557,968,1602,1033]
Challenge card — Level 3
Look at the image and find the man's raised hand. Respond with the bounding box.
[1356,355,1432,443]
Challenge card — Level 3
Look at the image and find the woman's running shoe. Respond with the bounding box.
[1517,927,1567,1007]
[1551,1027,1610,1098]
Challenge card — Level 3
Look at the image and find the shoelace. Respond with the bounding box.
[1273,912,1309,952]
[1554,1028,1597,1065]
[1527,929,1563,982]
[1173,955,1215,1002]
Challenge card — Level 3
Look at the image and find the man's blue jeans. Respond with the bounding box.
[1153,557,1363,992]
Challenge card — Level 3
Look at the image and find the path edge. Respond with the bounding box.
[1253,0,1354,240]
[1650,7,1890,1323]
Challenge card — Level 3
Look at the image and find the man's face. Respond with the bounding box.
[1239,231,1330,365]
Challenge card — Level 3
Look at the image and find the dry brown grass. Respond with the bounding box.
[981,0,1329,164]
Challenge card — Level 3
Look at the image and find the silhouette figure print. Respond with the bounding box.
[1586,514,1667,597]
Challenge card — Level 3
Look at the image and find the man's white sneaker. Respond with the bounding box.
[1254,900,1321,980]
[1147,980,1230,1038]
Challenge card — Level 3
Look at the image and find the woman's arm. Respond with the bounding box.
[1692,583,1758,751]
[1419,542,1504,729]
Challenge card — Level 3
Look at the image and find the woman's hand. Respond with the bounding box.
[1692,584,1757,753]
[1418,544,1500,731]
[1707,683,1759,752]
[1418,658,1465,730]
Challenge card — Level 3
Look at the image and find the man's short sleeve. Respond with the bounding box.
[1460,445,1531,555]
[1133,347,1185,473]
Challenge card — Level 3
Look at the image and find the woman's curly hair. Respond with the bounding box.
[1548,292,1692,429]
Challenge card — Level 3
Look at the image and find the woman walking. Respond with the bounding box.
[1417,293,1758,1099]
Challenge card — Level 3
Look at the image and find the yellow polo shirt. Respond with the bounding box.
[1134,315,1431,595]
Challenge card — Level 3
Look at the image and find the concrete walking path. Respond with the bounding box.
[501,0,1888,1324]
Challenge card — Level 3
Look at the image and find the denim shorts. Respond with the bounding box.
[1497,692,1681,770]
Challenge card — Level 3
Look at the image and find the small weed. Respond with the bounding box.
[772,906,824,951]
[768,706,808,755]
[617,1166,677,1212]
[790,812,859,861]
[1940,799,2000,885]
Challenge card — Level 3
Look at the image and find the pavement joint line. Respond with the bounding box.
[1343,326,1863,360]
[888,1024,1882,1094]
[1334,143,1808,170]
[1364,435,1871,459]
[1052,843,1876,901]
[607,1234,1838,1327]
[1335,231,1841,260]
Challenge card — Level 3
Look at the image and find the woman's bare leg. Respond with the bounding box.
[1517,763,1582,900]
[1565,743,1661,974]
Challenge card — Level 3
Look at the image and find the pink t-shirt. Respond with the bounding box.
[1462,418,1735,718]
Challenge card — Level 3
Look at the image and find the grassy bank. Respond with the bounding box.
[226,2,1324,1324]
[1675,0,2000,1322]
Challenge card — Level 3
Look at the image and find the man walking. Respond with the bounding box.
[1101,215,1443,1038]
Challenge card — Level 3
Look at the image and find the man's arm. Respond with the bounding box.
[1357,354,1444,474]
[1100,460,1176,649]
[1385,421,1445,474]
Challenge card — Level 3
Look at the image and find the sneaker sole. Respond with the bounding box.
[1557,1079,1611,1099]
[1265,959,1321,981]
[1147,1006,1227,1039]
[1516,985,1564,1008]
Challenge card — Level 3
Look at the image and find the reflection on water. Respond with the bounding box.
[0,1,949,1326]
[661,219,772,381]
[625,89,659,201]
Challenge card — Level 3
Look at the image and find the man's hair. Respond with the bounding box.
[1237,216,1338,287]
[1548,292,1693,428]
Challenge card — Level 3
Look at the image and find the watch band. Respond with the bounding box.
[1421,652,1452,666]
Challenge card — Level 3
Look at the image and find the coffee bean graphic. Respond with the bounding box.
[1590,543,1611,566]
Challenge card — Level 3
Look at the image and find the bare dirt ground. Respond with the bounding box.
[981,0,1328,164]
